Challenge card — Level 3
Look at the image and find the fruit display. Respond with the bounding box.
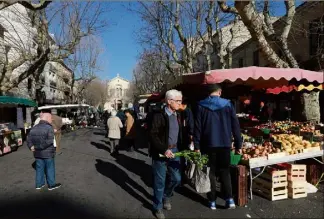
[272,134,320,154]
[254,121,300,134]
[240,141,281,161]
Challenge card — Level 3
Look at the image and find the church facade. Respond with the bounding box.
[105,74,131,110]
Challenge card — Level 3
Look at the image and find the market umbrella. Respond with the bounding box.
[167,66,324,90]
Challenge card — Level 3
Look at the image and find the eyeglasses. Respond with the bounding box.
[171,99,182,104]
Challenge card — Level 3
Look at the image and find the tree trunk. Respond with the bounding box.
[300,92,321,123]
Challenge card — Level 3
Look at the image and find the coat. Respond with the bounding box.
[107,116,123,139]
[193,96,242,151]
[125,114,136,139]
[27,120,55,159]
[149,107,182,159]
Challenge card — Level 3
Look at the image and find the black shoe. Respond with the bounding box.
[163,199,171,210]
[154,210,165,219]
[48,183,62,191]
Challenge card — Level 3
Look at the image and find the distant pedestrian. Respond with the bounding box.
[124,109,136,152]
[27,112,61,190]
[107,110,123,155]
[150,89,183,219]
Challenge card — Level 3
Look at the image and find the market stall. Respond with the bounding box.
[38,104,91,130]
[166,66,324,202]
[0,96,37,156]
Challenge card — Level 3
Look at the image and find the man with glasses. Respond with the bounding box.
[150,89,183,219]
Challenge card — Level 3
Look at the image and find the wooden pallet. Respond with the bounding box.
[288,181,307,199]
[288,164,306,181]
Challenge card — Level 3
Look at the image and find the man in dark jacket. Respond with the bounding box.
[150,89,183,219]
[27,112,61,191]
[194,84,242,210]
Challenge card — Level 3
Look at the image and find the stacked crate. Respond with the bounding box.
[253,167,288,201]
[287,164,307,199]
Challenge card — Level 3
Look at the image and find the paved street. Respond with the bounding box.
[0,128,323,219]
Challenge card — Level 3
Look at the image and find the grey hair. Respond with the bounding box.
[165,89,182,102]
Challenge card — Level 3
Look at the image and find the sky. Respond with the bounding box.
[97,2,141,81]
[73,1,304,82]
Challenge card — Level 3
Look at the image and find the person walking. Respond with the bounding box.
[107,110,123,155]
[51,110,63,155]
[124,109,136,152]
[193,84,242,210]
[27,112,61,190]
[150,89,183,219]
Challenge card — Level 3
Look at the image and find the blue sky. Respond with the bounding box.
[97,2,141,81]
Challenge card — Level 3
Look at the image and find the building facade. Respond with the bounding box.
[106,74,131,109]
[0,3,73,104]
[230,1,324,71]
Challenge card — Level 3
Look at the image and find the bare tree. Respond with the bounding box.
[218,0,322,122]
[82,79,107,107]
[133,1,250,75]
[0,0,51,11]
[132,49,171,95]
[0,1,108,98]
[66,35,103,103]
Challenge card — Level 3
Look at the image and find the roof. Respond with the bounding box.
[0,96,37,107]
[108,73,129,83]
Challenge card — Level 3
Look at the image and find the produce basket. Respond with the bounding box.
[231,152,242,165]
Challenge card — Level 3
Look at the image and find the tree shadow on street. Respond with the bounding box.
[93,132,106,136]
[91,141,111,153]
[0,194,112,219]
[114,153,152,188]
[95,159,152,211]
[135,149,149,157]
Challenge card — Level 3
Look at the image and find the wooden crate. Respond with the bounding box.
[253,183,288,201]
[288,164,306,181]
[230,165,248,207]
[252,169,288,201]
[288,181,307,199]
[253,169,288,188]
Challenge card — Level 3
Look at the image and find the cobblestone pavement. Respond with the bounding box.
[0,127,323,219]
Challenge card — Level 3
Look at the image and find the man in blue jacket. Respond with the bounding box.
[27,112,61,190]
[194,84,242,210]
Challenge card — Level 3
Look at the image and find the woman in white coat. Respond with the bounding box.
[107,110,123,154]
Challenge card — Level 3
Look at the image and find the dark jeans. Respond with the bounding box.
[152,148,181,211]
[208,147,232,201]
[35,158,55,188]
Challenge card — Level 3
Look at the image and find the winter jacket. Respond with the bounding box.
[27,120,55,159]
[193,96,242,151]
[149,107,182,159]
[107,116,123,139]
[179,107,194,147]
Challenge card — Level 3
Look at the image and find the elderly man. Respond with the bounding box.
[194,84,242,210]
[150,89,183,219]
[27,112,61,190]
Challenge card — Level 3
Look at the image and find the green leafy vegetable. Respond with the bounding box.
[159,150,209,170]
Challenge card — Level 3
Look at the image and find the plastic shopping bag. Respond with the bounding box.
[193,165,211,193]
[185,160,196,180]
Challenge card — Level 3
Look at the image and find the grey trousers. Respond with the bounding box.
[109,138,119,153]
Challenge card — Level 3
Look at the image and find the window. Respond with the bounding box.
[238,58,244,67]
[253,50,259,66]
[309,16,324,57]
